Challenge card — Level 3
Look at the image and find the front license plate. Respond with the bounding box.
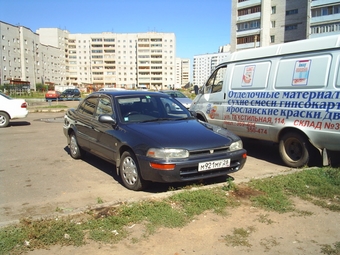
[198,159,231,172]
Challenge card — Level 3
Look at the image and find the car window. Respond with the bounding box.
[95,97,113,118]
[117,95,189,123]
[205,66,227,94]
[78,97,97,116]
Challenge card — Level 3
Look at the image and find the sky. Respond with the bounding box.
[1,0,232,61]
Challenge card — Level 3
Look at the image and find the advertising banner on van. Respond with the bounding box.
[292,60,311,86]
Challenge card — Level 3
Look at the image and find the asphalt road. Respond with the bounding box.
[0,105,292,226]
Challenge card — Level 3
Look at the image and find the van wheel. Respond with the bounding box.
[119,151,148,191]
[279,132,313,168]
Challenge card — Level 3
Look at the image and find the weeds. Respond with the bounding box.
[255,214,274,225]
[249,167,340,213]
[0,167,339,254]
[223,226,256,247]
[320,241,340,255]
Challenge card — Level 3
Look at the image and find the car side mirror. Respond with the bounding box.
[98,114,117,126]
[194,85,199,95]
[190,111,197,118]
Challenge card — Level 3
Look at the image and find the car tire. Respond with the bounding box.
[119,150,148,191]
[0,112,10,128]
[279,132,317,168]
[69,132,82,159]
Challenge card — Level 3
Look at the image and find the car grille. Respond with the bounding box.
[179,146,240,180]
[179,159,241,180]
[189,146,229,157]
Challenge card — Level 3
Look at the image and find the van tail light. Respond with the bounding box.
[21,102,27,108]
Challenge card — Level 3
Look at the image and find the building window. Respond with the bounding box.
[285,24,298,31]
[311,22,340,34]
[286,9,298,15]
[271,21,276,28]
[238,5,261,16]
[237,35,260,44]
[270,35,275,43]
[237,20,261,31]
[271,6,276,14]
[312,5,340,17]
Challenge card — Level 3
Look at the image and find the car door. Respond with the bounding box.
[75,96,99,150]
[91,95,119,163]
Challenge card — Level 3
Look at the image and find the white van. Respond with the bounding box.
[190,35,340,168]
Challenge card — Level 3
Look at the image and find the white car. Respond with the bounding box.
[0,93,28,127]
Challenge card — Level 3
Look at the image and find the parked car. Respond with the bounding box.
[0,92,28,127]
[160,90,192,109]
[63,90,247,191]
[45,90,61,101]
[60,88,81,100]
[98,87,126,92]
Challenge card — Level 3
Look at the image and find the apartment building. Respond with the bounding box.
[50,31,176,91]
[0,22,39,90]
[230,0,308,51]
[0,22,67,90]
[1,21,178,91]
[176,58,190,88]
[309,0,340,38]
[192,51,230,87]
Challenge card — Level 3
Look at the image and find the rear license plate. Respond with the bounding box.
[198,159,230,172]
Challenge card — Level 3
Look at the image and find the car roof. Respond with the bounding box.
[90,90,167,97]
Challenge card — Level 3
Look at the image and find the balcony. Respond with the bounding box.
[237,28,262,37]
[237,12,261,22]
[237,0,261,8]
[311,13,340,25]
[236,41,260,50]
[311,0,339,8]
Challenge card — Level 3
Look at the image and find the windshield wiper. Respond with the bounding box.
[174,116,193,121]
[140,118,173,123]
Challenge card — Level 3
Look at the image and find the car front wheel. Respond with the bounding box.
[119,151,148,191]
[0,112,10,128]
[69,132,82,159]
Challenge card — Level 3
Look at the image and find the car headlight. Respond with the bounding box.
[147,148,189,159]
[229,140,243,152]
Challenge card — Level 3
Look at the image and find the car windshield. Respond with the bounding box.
[163,91,187,98]
[0,93,12,100]
[117,94,191,123]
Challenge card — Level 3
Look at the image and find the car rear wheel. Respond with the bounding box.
[69,132,82,159]
[279,132,316,168]
[0,112,10,128]
[119,151,148,191]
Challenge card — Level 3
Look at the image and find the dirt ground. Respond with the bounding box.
[28,192,340,255]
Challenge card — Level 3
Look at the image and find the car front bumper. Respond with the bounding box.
[137,149,247,183]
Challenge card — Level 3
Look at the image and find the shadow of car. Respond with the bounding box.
[63,90,247,191]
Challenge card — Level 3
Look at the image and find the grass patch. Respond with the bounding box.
[0,186,237,254]
[0,167,339,254]
[320,241,340,255]
[223,226,256,247]
[249,167,340,213]
[41,105,68,109]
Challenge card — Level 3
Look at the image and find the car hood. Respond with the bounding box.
[124,119,238,150]
[176,97,192,106]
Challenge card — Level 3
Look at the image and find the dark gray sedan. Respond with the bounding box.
[63,90,247,190]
